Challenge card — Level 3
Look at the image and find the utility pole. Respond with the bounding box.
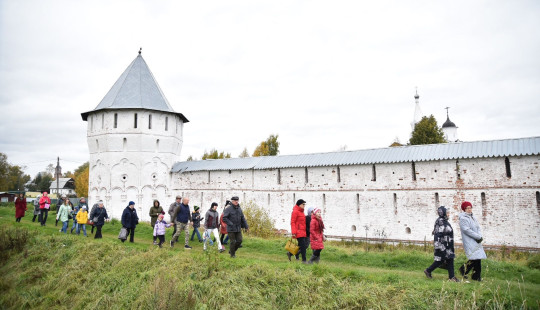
[55,157,62,198]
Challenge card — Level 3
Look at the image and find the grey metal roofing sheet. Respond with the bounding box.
[171,136,540,173]
[81,55,188,122]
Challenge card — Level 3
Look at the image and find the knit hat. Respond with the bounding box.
[461,201,472,211]
[194,205,199,211]
[128,201,135,206]
[296,199,306,206]
[158,214,164,220]
[313,208,321,215]
[225,200,231,206]
[211,202,218,208]
[307,207,314,215]
[82,206,87,210]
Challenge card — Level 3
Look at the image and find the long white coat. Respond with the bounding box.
[459,212,487,260]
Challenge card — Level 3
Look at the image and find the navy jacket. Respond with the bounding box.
[172,203,192,224]
[121,206,139,228]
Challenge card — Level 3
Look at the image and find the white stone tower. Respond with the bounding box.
[410,88,423,130]
[81,50,189,220]
[442,107,458,142]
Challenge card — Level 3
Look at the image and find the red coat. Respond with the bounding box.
[290,205,306,238]
[15,197,27,218]
[39,196,51,209]
[219,213,227,235]
[310,215,325,250]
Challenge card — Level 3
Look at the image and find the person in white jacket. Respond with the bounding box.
[458,201,487,281]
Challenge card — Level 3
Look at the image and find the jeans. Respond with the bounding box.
[71,220,78,233]
[203,228,222,251]
[228,231,243,256]
[426,258,455,279]
[294,237,309,261]
[94,225,103,239]
[40,209,49,226]
[220,234,229,244]
[190,227,202,241]
[76,224,87,236]
[61,221,68,233]
[157,235,165,247]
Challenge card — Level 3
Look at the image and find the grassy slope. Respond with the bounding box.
[0,206,539,310]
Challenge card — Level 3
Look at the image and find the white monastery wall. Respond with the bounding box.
[170,156,540,248]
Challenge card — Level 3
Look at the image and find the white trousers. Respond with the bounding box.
[203,228,223,250]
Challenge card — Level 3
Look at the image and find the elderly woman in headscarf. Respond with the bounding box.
[458,201,487,281]
[424,206,460,282]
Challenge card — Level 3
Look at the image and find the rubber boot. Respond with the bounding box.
[307,255,316,264]
[314,256,320,264]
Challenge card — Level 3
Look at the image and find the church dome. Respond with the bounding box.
[442,117,456,128]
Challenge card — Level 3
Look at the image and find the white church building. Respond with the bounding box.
[82,53,540,249]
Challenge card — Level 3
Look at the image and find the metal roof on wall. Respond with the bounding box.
[81,54,188,122]
[171,136,540,173]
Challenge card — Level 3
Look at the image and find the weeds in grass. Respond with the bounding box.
[242,200,278,238]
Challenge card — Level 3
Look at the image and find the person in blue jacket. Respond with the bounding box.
[121,201,139,243]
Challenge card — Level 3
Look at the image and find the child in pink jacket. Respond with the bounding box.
[153,214,173,248]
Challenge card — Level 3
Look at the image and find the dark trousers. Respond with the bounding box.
[94,225,103,239]
[426,258,455,279]
[32,214,38,222]
[157,235,165,247]
[122,227,135,243]
[313,249,322,257]
[91,224,95,234]
[16,217,22,222]
[220,233,229,244]
[40,210,49,226]
[228,231,243,256]
[294,237,309,261]
[462,259,482,281]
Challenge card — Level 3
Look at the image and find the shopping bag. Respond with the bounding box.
[285,238,300,255]
[118,227,128,240]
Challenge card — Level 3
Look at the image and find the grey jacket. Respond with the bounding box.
[223,204,248,233]
[459,212,487,260]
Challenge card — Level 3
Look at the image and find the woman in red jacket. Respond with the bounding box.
[15,193,27,222]
[308,208,325,264]
[288,199,308,263]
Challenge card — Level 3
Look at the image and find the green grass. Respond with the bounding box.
[0,205,539,309]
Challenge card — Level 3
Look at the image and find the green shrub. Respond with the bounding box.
[527,255,540,270]
[242,200,277,238]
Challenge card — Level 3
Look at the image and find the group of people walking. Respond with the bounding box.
[15,192,486,275]
[288,199,326,264]
[116,195,249,258]
[424,201,486,282]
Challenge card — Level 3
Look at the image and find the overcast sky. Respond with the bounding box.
[1,0,539,178]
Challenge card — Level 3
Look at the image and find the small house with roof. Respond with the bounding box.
[49,178,76,196]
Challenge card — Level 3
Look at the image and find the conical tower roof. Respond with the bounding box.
[81,52,188,122]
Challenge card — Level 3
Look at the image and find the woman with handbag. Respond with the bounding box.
[121,201,139,243]
[288,199,308,263]
[424,206,460,282]
[458,201,487,281]
[38,192,51,226]
[56,199,72,233]
[308,208,325,264]
[90,201,108,239]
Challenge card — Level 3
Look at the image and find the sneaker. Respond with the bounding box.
[184,245,192,249]
[424,269,433,279]
[219,248,225,253]
[230,254,236,258]
[153,241,158,245]
[449,277,460,282]
[170,241,174,248]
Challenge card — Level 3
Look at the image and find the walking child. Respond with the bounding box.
[153,214,173,248]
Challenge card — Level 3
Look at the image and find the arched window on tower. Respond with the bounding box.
[101,114,104,129]
[134,113,138,128]
[148,114,152,129]
[123,138,127,152]
[114,113,118,128]
[165,117,168,131]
